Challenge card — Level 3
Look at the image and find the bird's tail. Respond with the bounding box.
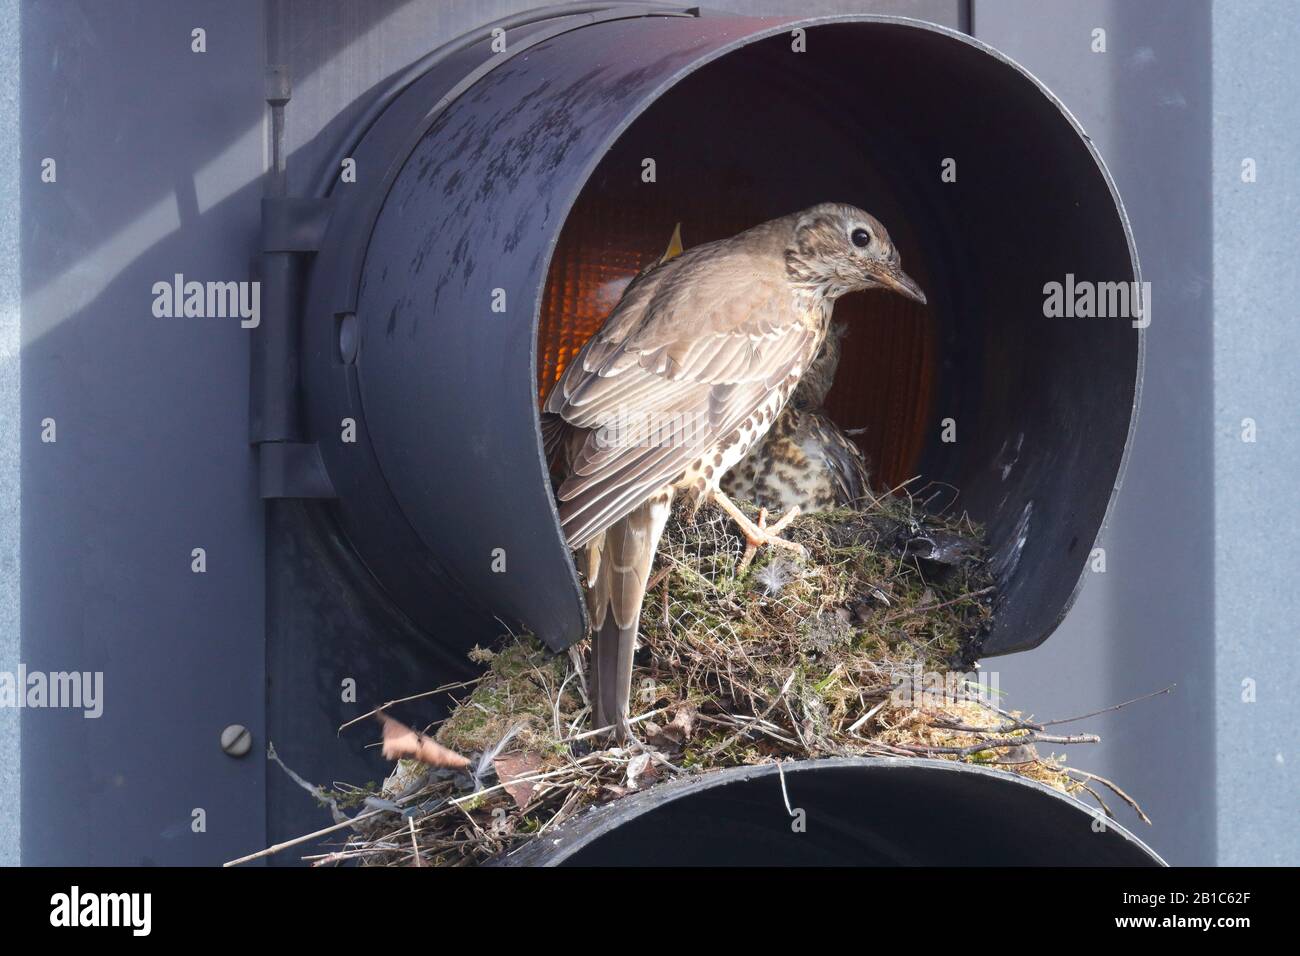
[584,488,674,740]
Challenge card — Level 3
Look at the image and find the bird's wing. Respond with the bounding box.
[804,413,871,507]
[544,250,816,548]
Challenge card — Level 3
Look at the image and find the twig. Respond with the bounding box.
[701,669,798,758]
[556,706,670,744]
[1078,782,1114,819]
[940,684,1176,736]
[224,808,386,867]
[1037,685,1175,728]
[880,586,996,622]
[896,731,1099,757]
[848,700,887,734]
[408,816,422,866]
[1063,766,1151,824]
[552,668,579,743]
[337,680,478,734]
[449,754,608,807]
[776,761,796,817]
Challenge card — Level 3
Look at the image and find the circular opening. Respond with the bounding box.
[536,22,1139,653]
[538,36,937,490]
[504,760,1163,866]
[310,15,1139,657]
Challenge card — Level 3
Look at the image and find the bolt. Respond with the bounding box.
[221,724,252,758]
[337,312,358,364]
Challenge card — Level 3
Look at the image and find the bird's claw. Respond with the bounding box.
[737,506,806,574]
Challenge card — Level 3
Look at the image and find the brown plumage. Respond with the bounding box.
[542,203,925,739]
[721,322,872,512]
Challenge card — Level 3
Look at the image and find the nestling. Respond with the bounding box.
[542,202,926,739]
[721,320,873,520]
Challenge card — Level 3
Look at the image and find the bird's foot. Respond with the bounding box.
[685,487,708,524]
[709,491,806,573]
[592,707,639,747]
[736,506,806,574]
[617,722,643,750]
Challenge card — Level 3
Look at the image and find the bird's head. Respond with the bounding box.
[786,202,927,304]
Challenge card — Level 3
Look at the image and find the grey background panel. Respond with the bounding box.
[965,0,1298,868]
[1211,0,1300,867]
[1,0,20,867]
[5,0,1296,866]
[19,1,267,864]
[975,0,1218,865]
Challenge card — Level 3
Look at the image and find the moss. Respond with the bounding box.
[335,492,1124,866]
[436,639,574,755]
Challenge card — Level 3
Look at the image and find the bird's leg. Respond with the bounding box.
[711,490,806,572]
[737,508,769,575]
[737,507,805,574]
[612,714,640,747]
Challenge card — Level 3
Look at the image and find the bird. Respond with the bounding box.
[541,202,926,739]
[721,321,873,520]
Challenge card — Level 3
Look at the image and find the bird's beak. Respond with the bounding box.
[876,264,927,305]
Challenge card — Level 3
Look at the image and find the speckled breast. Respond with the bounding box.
[675,374,801,499]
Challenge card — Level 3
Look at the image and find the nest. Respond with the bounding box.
[285,491,1148,867]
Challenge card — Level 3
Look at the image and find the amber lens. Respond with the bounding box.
[823,289,935,490]
[538,199,933,491]
[536,201,664,395]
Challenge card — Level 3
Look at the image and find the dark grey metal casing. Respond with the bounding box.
[499,758,1164,866]
[18,1,1150,866]
[301,11,1141,664]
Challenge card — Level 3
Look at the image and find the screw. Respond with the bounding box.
[221,724,252,758]
[337,312,358,364]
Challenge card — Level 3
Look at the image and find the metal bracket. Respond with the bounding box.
[258,442,336,499]
[262,196,334,252]
[253,196,338,497]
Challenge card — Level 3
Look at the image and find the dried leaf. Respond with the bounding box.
[377,713,470,770]
[625,753,651,789]
[494,752,544,809]
[670,705,696,738]
[648,705,697,751]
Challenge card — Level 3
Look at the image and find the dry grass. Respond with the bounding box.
[297,493,1138,867]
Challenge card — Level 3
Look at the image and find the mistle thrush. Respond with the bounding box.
[721,321,872,516]
[542,202,925,739]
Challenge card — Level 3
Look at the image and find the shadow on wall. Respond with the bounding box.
[18,0,451,865]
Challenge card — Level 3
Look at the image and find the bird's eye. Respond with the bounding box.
[850,227,871,249]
